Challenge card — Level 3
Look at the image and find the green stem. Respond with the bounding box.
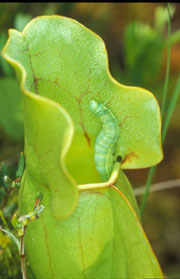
[168,29,180,46]
[140,3,172,216]
[162,76,180,144]
[140,166,156,215]
[0,209,8,227]
[140,76,180,216]
[161,3,171,122]
[20,226,27,279]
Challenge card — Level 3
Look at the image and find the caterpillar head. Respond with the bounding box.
[90,100,98,113]
[90,100,106,116]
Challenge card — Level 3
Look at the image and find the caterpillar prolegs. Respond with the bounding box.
[90,100,121,181]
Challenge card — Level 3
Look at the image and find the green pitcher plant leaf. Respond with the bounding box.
[2,15,163,184]
[22,184,163,278]
[2,16,164,278]
[2,33,79,220]
[19,91,79,220]
[108,185,163,277]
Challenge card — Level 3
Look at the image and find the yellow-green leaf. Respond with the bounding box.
[2,16,163,185]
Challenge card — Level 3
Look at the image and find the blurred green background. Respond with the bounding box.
[0,3,180,278]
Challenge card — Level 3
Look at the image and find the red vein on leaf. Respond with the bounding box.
[23,37,39,94]
[75,95,91,147]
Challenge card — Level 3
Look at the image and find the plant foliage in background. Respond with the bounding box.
[0,78,24,141]
[113,5,179,92]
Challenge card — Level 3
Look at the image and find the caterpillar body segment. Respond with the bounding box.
[90,100,120,181]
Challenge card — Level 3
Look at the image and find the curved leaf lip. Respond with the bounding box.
[2,15,163,173]
[1,24,79,218]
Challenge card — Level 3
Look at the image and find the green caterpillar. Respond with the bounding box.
[90,100,121,181]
